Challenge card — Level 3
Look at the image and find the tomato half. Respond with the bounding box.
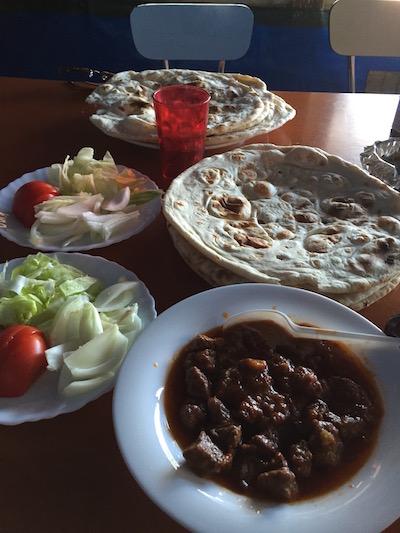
[12,180,60,228]
[0,325,48,397]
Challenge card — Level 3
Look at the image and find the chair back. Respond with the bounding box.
[130,3,254,72]
[329,0,400,92]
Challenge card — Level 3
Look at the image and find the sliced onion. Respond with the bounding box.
[101,186,131,211]
[62,324,127,374]
[59,370,115,397]
[45,341,79,371]
[82,211,140,240]
[56,194,104,216]
[94,281,138,311]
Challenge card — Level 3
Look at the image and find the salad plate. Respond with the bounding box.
[0,166,161,251]
[0,253,156,425]
[113,283,400,533]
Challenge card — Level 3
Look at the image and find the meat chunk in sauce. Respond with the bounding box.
[288,440,313,478]
[257,467,298,500]
[308,421,343,467]
[165,321,383,503]
[186,366,211,400]
[183,431,232,476]
[179,403,206,430]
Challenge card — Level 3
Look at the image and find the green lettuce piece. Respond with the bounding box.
[0,295,42,327]
[130,190,164,206]
[58,276,103,298]
[47,147,163,205]
[0,253,103,327]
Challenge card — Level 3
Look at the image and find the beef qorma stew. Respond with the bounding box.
[164,320,383,502]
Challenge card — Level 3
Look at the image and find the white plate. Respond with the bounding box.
[0,166,161,251]
[113,284,400,533]
[0,253,156,425]
[130,138,245,151]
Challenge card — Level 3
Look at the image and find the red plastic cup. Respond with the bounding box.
[153,85,210,183]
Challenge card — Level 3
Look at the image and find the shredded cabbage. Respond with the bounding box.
[47,147,162,205]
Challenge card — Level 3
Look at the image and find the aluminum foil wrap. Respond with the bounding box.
[360,138,400,191]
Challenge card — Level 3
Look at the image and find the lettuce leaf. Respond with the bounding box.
[47,147,163,206]
[0,253,103,327]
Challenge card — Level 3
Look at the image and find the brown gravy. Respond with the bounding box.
[164,321,384,502]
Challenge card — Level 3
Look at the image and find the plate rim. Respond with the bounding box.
[127,138,247,151]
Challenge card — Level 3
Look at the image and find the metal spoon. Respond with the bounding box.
[223,309,400,348]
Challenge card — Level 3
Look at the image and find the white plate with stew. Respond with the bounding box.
[113,283,400,533]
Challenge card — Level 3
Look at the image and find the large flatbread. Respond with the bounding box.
[86,69,295,148]
[167,223,400,311]
[163,144,400,303]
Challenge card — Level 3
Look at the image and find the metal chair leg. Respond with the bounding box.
[348,55,355,92]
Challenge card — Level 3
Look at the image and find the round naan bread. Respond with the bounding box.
[167,223,400,310]
[86,69,295,148]
[163,144,400,303]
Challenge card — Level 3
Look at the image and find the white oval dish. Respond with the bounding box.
[0,166,161,251]
[113,283,400,533]
[130,138,245,151]
[0,253,156,425]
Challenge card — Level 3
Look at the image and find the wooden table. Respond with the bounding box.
[0,77,399,533]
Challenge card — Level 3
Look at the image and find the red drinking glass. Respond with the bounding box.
[153,85,210,183]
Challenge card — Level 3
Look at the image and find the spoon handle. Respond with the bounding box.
[293,323,400,346]
[223,309,400,348]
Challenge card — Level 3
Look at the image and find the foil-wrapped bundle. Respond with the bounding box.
[360,138,400,190]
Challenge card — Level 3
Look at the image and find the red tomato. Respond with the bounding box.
[12,180,60,228]
[0,325,48,397]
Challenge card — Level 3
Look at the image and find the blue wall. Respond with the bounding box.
[1,12,399,92]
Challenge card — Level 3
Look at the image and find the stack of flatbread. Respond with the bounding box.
[86,69,295,149]
[163,144,400,310]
